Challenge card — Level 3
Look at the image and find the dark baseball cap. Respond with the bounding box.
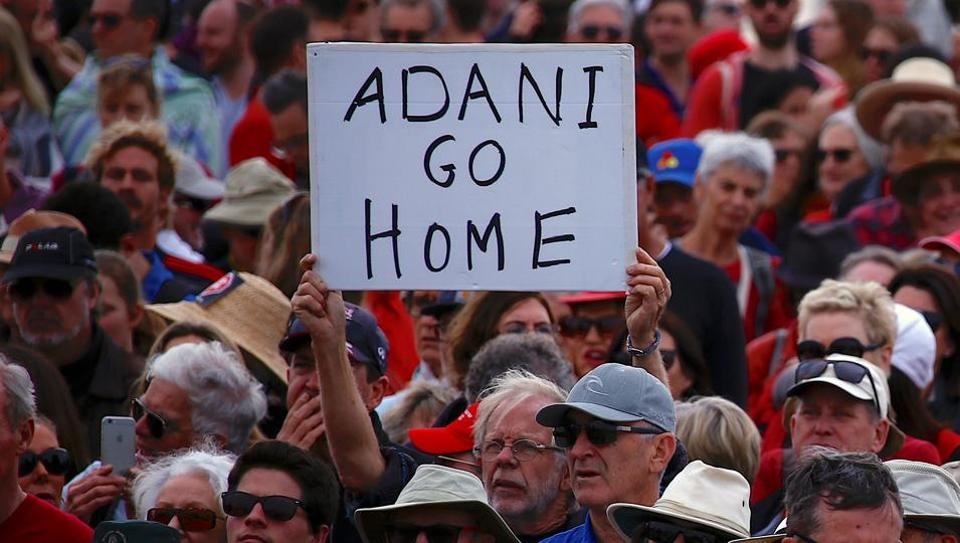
[94,520,179,543]
[279,302,389,376]
[2,226,97,283]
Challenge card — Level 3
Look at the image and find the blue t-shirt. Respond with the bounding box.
[539,512,599,543]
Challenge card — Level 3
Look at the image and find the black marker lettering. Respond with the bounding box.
[467,213,504,271]
[423,135,457,188]
[402,66,450,122]
[518,64,562,127]
[364,198,402,279]
[533,207,577,268]
[468,140,506,187]
[578,66,603,129]
[344,68,386,123]
[423,223,451,272]
[458,63,502,123]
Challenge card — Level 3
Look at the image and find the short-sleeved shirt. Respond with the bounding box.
[0,494,93,542]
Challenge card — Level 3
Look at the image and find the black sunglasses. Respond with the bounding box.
[794,358,881,415]
[553,419,664,448]
[386,524,471,543]
[631,520,718,543]
[221,491,306,522]
[8,278,77,301]
[559,315,624,339]
[660,349,677,370]
[775,149,802,163]
[173,194,215,213]
[580,25,624,41]
[147,507,221,532]
[815,148,854,163]
[18,447,71,477]
[860,47,893,64]
[89,12,125,29]
[748,0,791,7]
[131,397,168,440]
[380,28,426,42]
[796,337,885,361]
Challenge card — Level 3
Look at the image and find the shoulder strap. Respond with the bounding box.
[745,246,775,337]
[768,328,789,378]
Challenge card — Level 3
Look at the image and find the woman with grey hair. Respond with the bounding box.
[678,132,792,340]
[811,107,884,220]
[133,447,235,543]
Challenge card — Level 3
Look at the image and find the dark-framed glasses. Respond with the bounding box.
[795,337,885,361]
[559,314,624,340]
[553,419,664,448]
[580,25,624,41]
[631,520,719,543]
[473,438,563,462]
[814,148,855,163]
[131,397,168,440]
[221,491,306,522]
[18,447,71,477]
[146,507,222,531]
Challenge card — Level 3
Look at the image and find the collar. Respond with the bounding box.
[141,249,175,303]
[638,59,685,116]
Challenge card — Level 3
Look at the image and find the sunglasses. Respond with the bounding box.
[221,491,306,522]
[860,47,893,64]
[559,315,624,340]
[921,310,943,332]
[8,278,78,301]
[147,507,221,532]
[131,397,168,440]
[553,419,664,448]
[660,349,677,370]
[173,194,215,213]
[89,12,126,29]
[815,148,854,163]
[795,337,885,361]
[748,0,791,7]
[473,438,563,463]
[775,149,803,164]
[380,28,427,42]
[631,520,719,543]
[386,524,488,543]
[18,447,71,477]
[794,358,881,415]
[580,25,624,41]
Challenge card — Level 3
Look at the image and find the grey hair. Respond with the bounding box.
[0,354,36,430]
[474,369,568,448]
[839,245,904,280]
[567,0,632,33]
[379,0,446,35]
[133,445,236,516]
[785,448,901,536]
[820,108,883,170]
[464,334,576,403]
[147,342,267,454]
[262,69,307,115]
[695,131,775,190]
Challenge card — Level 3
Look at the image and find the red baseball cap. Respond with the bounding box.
[559,291,626,305]
[920,229,960,259]
[408,403,479,455]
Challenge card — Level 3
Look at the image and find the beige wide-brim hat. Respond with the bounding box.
[204,158,295,227]
[730,519,787,543]
[608,461,751,541]
[145,272,289,383]
[887,459,960,534]
[355,465,520,543]
[855,57,960,141]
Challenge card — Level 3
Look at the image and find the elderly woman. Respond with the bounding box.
[133,447,236,543]
[677,132,793,340]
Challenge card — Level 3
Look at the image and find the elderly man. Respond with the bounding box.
[0,355,93,541]
[887,460,960,542]
[64,341,267,526]
[379,0,444,42]
[53,0,222,173]
[224,440,340,543]
[565,0,630,43]
[3,226,142,457]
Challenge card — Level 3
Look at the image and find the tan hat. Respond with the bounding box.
[887,459,960,534]
[855,57,960,140]
[203,158,294,227]
[355,465,520,543]
[0,210,87,264]
[893,134,960,206]
[145,272,289,383]
[730,519,787,543]
[608,461,751,541]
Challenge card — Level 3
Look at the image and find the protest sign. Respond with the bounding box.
[307,43,637,290]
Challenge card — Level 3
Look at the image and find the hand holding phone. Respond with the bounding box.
[101,416,136,476]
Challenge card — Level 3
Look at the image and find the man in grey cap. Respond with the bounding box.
[887,459,960,542]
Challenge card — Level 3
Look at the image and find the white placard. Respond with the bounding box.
[308,43,637,291]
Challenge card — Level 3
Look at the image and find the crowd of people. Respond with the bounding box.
[2,0,960,541]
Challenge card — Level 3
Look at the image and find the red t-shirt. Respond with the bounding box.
[0,494,93,542]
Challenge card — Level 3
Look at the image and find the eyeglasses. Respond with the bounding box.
[774,149,803,164]
[131,397,168,440]
[271,133,309,159]
[380,28,427,42]
[103,166,156,183]
[580,25,624,41]
[920,310,943,332]
[474,438,564,462]
[386,524,489,543]
[8,278,78,301]
[89,12,126,29]
[146,507,222,532]
[173,194,215,213]
[18,447,71,477]
[815,148,855,163]
[559,315,624,340]
[660,349,677,370]
[221,491,306,522]
[630,520,719,543]
[795,337,886,361]
[794,358,881,415]
[860,47,893,64]
[553,419,664,448]
[499,321,555,335]
[748,0,792,8]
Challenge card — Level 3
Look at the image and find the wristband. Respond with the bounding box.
[626,330,661,359]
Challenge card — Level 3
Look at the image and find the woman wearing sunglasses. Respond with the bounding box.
[18,415,72,508]
[132,447,236,543]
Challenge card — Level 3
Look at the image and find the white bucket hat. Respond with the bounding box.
[607,461,751,541]
[892,304,936,390]
[354,465,520,543]
[730,519,787,543]
[887,460,960,534]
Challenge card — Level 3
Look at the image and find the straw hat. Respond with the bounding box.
[608,461,751,541]
[146,272,289,383]
[887,460,960,534]
[855,57,960,141]
[892,134,960,206]
[355,465,520,543]
[0,210,87,265]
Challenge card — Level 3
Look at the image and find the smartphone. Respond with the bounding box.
[101,416,136,476]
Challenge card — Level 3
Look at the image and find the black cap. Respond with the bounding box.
[279,302,390,376]
[94,521,179,543]
[2,226,97,283]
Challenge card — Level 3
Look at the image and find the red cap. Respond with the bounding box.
[687,29,750,81]
[920,229,960,259]
[408,403,479,455]
[558,291,626,305]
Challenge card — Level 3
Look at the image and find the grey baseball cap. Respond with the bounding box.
[537,363,676,432]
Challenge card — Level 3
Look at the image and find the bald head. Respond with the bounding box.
[197,0,253,75]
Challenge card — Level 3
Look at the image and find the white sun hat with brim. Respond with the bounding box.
[608,461,751,542]
[887,459,960,535]
[354,465,520,543]
[730,519,787,543]
[175,153,224,201]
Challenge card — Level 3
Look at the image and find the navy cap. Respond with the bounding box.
[647,139,702,188]
[3,226,97,283]
[420,291,467,318]
[94,521,179,543]
[279,302,389,376]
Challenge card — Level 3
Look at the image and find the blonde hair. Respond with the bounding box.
[675,396,761,484]
[798,279,897,348]
[97,55,161,117]
[86,120,178,192]
[381,381,457,444]
[256,192,309,298]
[0,8,50,114]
